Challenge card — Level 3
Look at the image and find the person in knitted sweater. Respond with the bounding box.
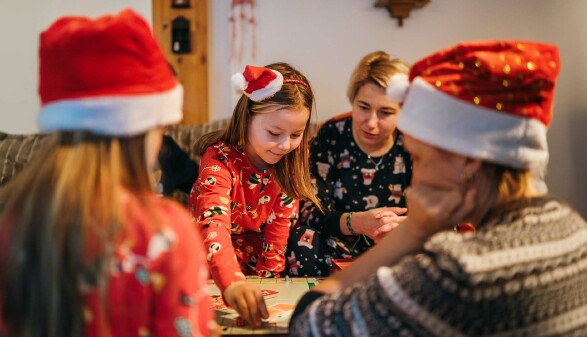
[290,41,587,336]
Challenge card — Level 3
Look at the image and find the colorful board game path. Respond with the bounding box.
[208,277,321,336]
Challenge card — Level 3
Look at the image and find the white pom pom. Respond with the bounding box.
[386,74,410,103]
[231,73,247,91]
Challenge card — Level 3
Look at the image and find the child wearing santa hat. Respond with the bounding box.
[290,40,587,336]
[189,63,320,327]
[0,9,214,337]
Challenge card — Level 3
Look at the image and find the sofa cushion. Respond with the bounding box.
[164,119,230,161]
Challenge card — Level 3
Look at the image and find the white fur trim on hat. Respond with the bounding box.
[397,77,548,169]
[234,69,284,102]
[38,85,183,136]
[231,73,247,91]
[386,74,409,103]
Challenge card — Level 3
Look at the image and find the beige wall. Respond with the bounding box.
[0,0,150,134]
[208,0,587,216]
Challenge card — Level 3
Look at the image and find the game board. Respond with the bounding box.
[208,277,320,335]
[331,258,353,272]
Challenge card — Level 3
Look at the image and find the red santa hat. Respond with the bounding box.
[397,40,560,169]
[38,9,183,136]
[231,65,285,102]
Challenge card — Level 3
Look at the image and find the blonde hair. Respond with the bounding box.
[472,163,533,225]
[195,62,320,208]
[492,165,532,209]
[0,131,153,337]
[347,50,410,103]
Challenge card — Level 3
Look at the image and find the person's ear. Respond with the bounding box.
[460,158,482,183]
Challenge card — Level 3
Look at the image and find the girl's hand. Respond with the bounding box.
[223,281,269,327]
[404,184,476,240]
[353,207,407,241]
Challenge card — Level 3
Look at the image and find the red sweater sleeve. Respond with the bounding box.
[255,193,299,277]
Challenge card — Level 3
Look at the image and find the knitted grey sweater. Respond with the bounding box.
[290,197,587,336]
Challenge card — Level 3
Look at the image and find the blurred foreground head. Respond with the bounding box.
[38,8,183,136]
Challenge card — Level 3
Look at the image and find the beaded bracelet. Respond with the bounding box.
[346,212,358,236]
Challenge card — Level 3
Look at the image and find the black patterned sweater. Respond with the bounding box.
[290,196,587,336]
[299,113,412,238]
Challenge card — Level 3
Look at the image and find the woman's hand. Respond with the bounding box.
[223,281,269,327]
[404,184,477,240]
[352,207,407,241]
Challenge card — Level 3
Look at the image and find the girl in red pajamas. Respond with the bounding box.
[190,63,320,327]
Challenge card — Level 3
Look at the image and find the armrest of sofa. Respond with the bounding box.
[164,119,230,162]
[0,132,56,188]
[162,119,230,205]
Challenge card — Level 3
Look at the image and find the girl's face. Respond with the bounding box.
[245,107,310,171]
[351,82,401,154]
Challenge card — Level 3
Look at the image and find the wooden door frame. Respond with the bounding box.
[152,0,209,125]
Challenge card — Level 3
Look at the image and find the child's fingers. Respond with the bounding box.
[258,294,269,319]
[244,290,264,326]
[235,296,253,326]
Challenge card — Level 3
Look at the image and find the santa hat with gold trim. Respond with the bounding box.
[397,41,560,170]
[38,9,182,136]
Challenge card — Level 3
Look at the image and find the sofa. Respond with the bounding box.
[0,118,318,206]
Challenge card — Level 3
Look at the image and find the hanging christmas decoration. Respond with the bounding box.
[229,0,256,64]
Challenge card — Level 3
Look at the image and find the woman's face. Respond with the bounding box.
[351,82,401,153]
[404,134,467,190]
[246,107,310,171]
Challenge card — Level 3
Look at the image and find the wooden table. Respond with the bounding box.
[208,277,320,336]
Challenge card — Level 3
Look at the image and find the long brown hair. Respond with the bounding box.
[196,62,321,207]
[0,131,153,337]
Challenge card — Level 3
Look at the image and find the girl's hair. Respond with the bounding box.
[346,50,410,103]
[195,62,320,207]
[0,132,153,337]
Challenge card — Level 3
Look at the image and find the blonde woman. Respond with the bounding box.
[288,51,411,277]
